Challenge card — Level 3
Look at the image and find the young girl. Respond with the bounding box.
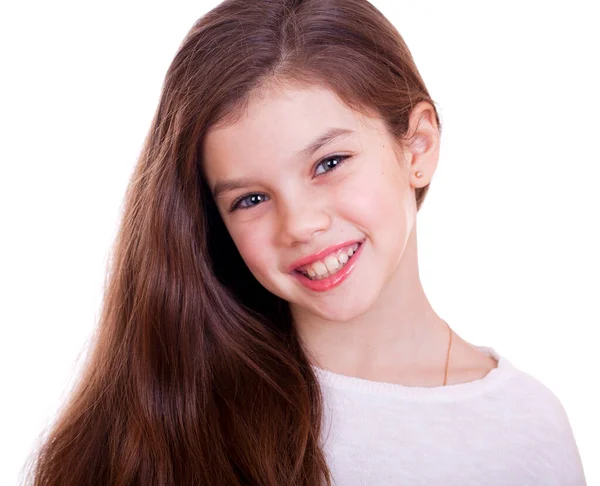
[27,0,586,484]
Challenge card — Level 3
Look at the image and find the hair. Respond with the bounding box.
[25,0,441,484]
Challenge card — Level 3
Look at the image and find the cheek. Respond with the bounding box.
[336,164,401,226]
[229,230,273,280]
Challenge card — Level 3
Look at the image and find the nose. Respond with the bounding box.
[278,196,332,247]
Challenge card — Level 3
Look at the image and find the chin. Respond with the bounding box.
[313,297,373,323]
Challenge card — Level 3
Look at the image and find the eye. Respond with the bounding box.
[314,154,351,176]
[229,154,352,212]
[230,193,268,212]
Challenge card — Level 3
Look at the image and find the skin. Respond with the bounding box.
[202,83,497,386]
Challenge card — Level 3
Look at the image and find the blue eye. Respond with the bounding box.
[230,193,268,212]
[229,154,351,212]
[313,153,351,176]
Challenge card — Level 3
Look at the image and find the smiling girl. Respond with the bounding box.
[27,0,585,485]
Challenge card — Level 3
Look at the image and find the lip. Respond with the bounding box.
[291,239,365,292]
[287,238,366,273]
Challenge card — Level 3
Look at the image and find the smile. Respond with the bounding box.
[292,240,365,292]
[296,242,360,280]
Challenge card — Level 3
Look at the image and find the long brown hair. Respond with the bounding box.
[25,0,440,484]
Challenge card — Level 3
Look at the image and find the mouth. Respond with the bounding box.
[292,239,365,286]
[294,240,363,279]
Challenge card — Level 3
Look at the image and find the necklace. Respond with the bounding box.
[443,320,453,386]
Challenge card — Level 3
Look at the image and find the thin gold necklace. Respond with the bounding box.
[443,320,453,386]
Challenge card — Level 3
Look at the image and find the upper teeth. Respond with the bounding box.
[297,242,360,278]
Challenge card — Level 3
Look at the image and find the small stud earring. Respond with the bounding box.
[415,171,423,178]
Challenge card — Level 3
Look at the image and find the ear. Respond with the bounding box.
[404,101,440,188]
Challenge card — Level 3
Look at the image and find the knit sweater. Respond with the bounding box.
[312,346,587,485]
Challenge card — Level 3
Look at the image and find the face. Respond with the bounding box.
[202,84,435,322]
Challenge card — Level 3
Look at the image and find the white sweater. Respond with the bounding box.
[312,346,586,485]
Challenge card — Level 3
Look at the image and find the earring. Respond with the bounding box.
[415,171,423,178]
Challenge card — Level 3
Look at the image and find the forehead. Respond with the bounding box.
[202,85,378,180]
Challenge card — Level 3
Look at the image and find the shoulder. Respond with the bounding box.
[456,338,580,443]
[489,364,587,484]
[516,374,587,483]
[450,337,586,482]
[507,370,577,435]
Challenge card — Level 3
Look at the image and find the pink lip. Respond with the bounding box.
[287,238,365,273]
[291,240,365,292]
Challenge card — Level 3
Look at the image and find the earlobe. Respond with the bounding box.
[411,169,429,188]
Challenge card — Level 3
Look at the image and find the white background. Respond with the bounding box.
[1,1,598,484]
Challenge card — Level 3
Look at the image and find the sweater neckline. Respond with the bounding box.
[311,345,517,401]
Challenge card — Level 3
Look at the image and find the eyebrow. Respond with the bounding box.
[211,127,356,199]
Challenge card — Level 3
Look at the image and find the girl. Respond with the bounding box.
[27,0,586,484]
